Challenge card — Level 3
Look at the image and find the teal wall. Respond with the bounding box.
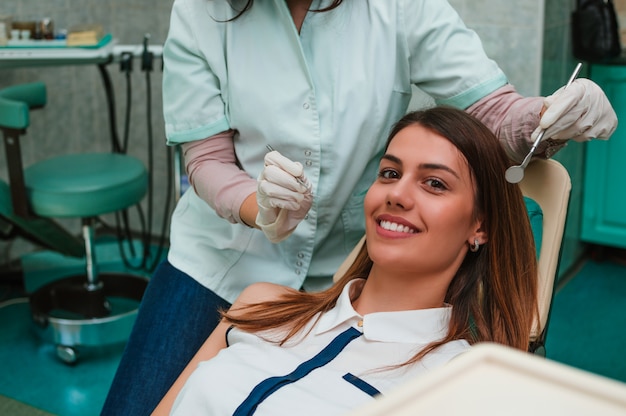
[542,0,588,281]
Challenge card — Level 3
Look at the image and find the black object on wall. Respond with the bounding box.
[572,0,622,62]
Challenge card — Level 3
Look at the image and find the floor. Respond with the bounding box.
[0,299,124,416]
[1,247,626,415]
[0,237,160,416]
[545,257,626,383]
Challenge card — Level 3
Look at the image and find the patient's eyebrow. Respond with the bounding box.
[419,163,460,179]
[382,154,460,179]
[381,154,401,164]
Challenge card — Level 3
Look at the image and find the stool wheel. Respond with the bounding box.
[56,345,78,365]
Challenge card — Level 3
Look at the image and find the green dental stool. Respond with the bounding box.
[0,82,149,364]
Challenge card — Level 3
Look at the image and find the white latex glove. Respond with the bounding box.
[531,78,617,144]
[256,150,313,243]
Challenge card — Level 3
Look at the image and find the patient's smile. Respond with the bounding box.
[379,219,417,234]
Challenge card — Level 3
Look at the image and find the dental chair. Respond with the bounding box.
[0,82,149,364]
[347,342,626,416]
[333,158,572,356]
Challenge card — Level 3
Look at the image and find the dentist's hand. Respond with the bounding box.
[256,150,312,243]
[532,78,617,144]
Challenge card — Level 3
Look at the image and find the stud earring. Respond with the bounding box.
[470,238,480,253]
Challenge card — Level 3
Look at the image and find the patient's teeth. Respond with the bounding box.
[380,220,415,234]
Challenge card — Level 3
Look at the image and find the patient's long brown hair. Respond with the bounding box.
[224,107,538,363]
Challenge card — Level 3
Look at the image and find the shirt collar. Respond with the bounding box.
[315,279,453,344]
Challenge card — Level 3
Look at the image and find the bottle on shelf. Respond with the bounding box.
[0,23,7,46]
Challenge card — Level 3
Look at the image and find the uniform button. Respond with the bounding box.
[303,102,310,110]
[304,150,312,156]
[305,160,313,167]
[296,261,303,267]
[295,270,302,275]
[297,252,304,258]
[304,214,309,220]
[357,320,363,327]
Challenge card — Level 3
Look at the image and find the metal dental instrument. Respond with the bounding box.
[265,145,308,186]
[505,62,583,184]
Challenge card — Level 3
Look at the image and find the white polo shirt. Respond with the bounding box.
[171,279,471,415]
[163,0,508,301]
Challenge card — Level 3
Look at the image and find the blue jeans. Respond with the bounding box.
[100,260,231,416]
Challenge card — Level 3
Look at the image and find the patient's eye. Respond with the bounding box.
[378,168,400,180]
[425,178,448,191]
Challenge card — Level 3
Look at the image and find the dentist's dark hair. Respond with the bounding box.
[222,107,538,363]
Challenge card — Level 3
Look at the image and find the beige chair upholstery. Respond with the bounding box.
[333,158,572,351]
[519,159,571,343]
[346,343,626,416]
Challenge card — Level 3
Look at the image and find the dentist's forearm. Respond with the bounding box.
[183,130,257,225]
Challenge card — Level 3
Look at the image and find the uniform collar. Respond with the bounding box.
[315,279,453,344]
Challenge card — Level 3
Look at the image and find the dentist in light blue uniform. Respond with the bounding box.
[102,1,617,415]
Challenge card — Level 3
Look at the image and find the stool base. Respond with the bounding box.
[28,273,148,364]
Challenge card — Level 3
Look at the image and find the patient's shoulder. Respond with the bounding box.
[233,282,295,308]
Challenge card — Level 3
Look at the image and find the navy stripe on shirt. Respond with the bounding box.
[342,373,382,397]
[233,326,363,416]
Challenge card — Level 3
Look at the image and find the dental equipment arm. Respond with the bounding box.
[256,150,313,243]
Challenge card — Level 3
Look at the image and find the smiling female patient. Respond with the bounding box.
[153,107,538,416]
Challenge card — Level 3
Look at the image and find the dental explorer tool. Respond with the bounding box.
[265,145,308,186]
[505,62,583,184]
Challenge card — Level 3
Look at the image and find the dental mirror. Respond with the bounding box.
[505,131,545,184]
[505,62,582,184]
